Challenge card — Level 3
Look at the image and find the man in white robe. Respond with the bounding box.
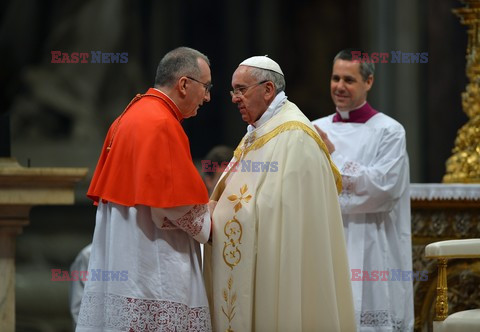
[206,56,356,331]
[69,243,92,329]
[76,47,214,331]
[312,49,414,331]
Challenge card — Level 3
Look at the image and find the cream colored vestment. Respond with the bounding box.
[205,101,356,332]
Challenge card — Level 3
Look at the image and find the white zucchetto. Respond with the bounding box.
[239,55,284,76]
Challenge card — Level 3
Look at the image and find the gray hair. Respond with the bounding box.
[333,49,374,81]
[248,67,286,95]
[154,47,210,88]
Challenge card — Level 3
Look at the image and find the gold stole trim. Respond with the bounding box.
[229,121,342,193]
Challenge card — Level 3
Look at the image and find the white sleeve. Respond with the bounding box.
[333,128,409,214]
[69,244,92,325]
[151,205,211,243]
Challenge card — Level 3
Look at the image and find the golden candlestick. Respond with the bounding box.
[444,0,480,183]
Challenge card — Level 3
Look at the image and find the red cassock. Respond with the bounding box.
[87,88,208,208]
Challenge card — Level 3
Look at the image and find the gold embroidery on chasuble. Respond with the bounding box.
[227,184,252,213]
[233,120,342,193]
[222,217,243,269]
[221,184,252,331]
[222,275,237,332]
[218,120,342,330]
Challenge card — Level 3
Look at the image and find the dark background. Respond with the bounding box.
[1,0,468,185]
[0,0,469,330]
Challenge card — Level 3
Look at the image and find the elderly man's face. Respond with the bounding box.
[230,66,270,125]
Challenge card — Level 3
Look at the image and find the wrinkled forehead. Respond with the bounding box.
[232,66,255,84]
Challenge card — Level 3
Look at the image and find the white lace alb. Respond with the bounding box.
[78,292,211,331]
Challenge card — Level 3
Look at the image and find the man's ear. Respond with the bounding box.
[264,81,276,100]
[365,75,374,92]
[178,76,188,96]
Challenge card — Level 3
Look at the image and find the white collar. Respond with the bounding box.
[247,91,288,133]
[336,101,367,119]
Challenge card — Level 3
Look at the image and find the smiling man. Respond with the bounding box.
[205,56,356,331]
[76,47,215,331]
[312,49,414,331]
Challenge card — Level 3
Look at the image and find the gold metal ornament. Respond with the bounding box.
[444,1,480,183]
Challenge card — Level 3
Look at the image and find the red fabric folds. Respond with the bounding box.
[87,88,208,208]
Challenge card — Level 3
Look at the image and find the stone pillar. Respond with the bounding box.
[0,158,87,331]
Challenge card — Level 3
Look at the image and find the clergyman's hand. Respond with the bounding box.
[314,125,335,154]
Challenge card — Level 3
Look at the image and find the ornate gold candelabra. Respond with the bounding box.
[444,0,480,183]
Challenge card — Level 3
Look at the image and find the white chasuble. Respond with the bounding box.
[206,101,356,332]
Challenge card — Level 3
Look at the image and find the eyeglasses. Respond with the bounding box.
[186,76,213,93]
[230,80,268,97]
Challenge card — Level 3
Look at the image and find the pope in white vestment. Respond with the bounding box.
[313,49,414,331]
[205,56,356,332]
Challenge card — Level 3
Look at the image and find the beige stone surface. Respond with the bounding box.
[0,157,87,332]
